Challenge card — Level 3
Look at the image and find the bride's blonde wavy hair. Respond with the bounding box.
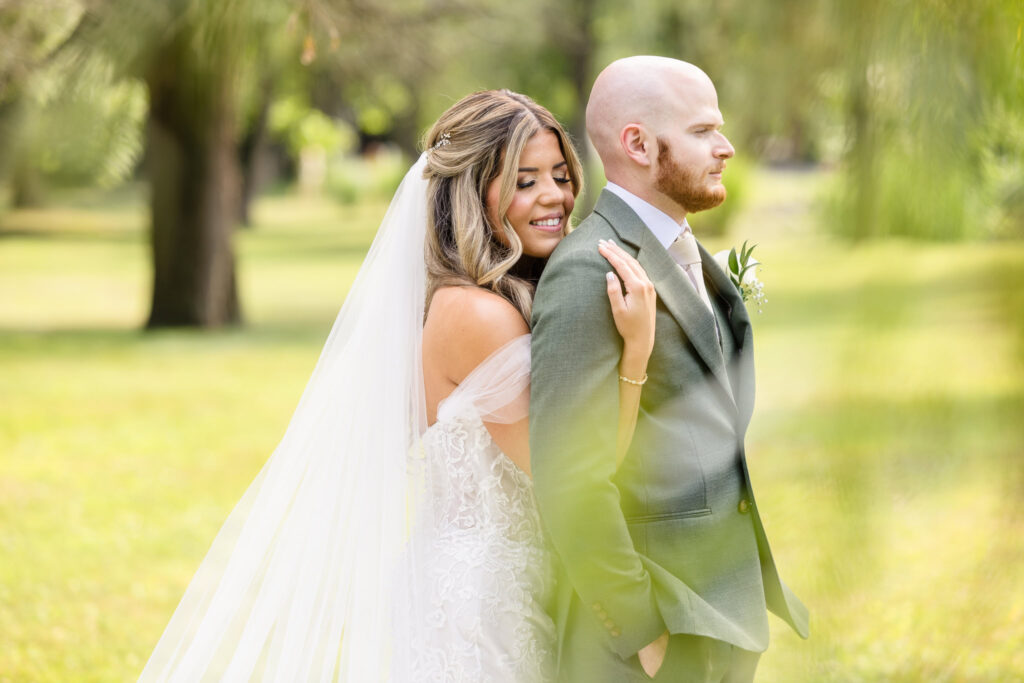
[422,90,583,323]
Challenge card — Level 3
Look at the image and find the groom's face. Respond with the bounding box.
[652,83,734,214]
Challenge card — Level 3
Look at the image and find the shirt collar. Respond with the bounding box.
[604,182,691,249]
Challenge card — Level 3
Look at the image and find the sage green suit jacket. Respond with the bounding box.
[530,190,808,673]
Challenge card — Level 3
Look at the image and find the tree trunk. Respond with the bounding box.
[567,0,594,155]
[238,76,273,227]
[841,0,880,242]
[391,98,422,160]
[144,34,242,328]
[11,156,44,208]
[846,44,877,242]
[564,0,596,212]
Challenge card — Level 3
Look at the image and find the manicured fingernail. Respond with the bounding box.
[606,272,615,280]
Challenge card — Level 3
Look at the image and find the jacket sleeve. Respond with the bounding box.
[530,244,666,659]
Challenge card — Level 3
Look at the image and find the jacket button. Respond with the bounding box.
[592,602,602,612]
[610,629,621,637]
[604,619,615,629]
[737,499,750,514]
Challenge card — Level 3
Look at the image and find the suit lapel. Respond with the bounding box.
[594,192,733,403]
[701,242,756,430]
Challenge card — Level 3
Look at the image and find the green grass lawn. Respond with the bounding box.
[1,170,1022,681]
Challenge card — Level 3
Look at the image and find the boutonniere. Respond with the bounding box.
[713,241,765,313]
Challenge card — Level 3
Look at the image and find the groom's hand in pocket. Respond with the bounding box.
[638,630,670,678]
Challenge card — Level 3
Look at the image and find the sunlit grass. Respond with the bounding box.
[1,171,1022,681]
[720,174,1024,680]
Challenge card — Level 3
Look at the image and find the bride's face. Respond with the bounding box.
[486,130,575,259]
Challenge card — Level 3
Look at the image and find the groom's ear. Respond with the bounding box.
[620,124,654,168]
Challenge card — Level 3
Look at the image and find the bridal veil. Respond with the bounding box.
[140,154,432,681]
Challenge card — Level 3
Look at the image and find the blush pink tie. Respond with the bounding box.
[668,231,714,313]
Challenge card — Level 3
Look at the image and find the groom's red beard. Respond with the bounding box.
[654,137,727,213]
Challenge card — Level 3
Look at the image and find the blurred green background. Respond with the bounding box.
[2,0,1023,681]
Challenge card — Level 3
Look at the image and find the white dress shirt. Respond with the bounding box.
[605,183,720,342]
[604,182,691,248]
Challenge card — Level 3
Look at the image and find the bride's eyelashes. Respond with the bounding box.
[516,175,573,189]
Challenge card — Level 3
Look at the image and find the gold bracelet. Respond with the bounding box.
[618,373,648,386]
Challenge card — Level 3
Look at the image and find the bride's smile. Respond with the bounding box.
[486,129,575,259]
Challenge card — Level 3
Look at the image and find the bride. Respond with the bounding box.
[140,89,656,682]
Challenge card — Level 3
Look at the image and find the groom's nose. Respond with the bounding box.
[714,133,735,159]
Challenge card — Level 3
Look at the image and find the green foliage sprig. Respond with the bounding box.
[715,240,766,313]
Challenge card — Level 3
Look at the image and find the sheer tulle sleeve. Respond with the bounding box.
[435,334,531,425]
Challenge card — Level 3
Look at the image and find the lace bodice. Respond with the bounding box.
[407,334,556,682]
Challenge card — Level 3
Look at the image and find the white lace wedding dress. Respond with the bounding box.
[139,157,559,682]
[406,333,557,682]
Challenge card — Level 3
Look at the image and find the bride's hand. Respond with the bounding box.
[599,239,656,358]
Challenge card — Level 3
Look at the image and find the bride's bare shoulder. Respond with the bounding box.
[424,286,528,383]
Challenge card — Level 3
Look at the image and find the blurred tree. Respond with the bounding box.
[604,0,1022,240]
[3,0,250,325]
[506,0,598,154]
[233,2,318,226]
[237,65,277,227]
[299,0,497,157]
[0,0,90,206]
[30,0,503,328]
[140,4,250,327]
[270,94,354,193]
[600,0,835,164]
[824,0,1024,240]
[409,0,603,208]
[5,57,146,199]
[139,0,499,327]
[7,0,1017,334]
[725,0,837,163]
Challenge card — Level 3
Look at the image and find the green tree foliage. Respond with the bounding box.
[294,0,485,155]
[6,0,1020,255]
[12,58,145,191]
[0,1,102,205]
[824,0,1024,240]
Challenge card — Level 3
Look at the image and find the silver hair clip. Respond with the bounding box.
[431,132,451,150]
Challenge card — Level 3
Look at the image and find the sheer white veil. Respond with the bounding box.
[140,154,431,682]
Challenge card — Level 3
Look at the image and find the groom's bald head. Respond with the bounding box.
[586,57,716,181]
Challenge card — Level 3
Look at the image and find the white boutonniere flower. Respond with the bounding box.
[713,241,766,313]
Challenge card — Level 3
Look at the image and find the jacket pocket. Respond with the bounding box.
[625,508,712,524]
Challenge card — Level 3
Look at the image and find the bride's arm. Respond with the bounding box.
[600,239,667,674]
[598,239,657,468]
[424,286,533,474]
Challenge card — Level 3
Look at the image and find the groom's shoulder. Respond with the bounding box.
[548,212,616,267]
[571,208,617,241]
[534,213,617,309]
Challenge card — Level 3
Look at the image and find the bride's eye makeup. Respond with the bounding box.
[516,163,571,190]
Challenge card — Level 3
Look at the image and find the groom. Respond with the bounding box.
[530,56,808,681]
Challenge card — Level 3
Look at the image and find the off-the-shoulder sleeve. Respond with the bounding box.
[435,334,530,425]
